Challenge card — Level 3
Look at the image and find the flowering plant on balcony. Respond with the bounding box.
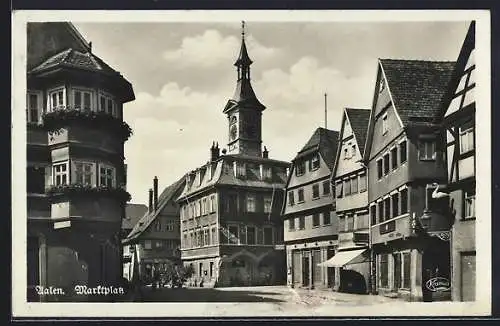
[46,183,132,202]
[42,107,133,141]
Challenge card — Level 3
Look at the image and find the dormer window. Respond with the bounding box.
[382,113,388,135]
[295,160,305,176]
[260,165,272,180]
[310,154,320,171]
[234,161,246,178]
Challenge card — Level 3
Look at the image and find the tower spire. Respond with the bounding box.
[242,20,245,39]
[234,20,252,81]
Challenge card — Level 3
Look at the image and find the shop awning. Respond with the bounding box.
[317,249,368,267]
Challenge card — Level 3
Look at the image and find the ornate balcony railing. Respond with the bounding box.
[41,107,133,141]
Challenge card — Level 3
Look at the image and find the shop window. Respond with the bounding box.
[379,254,388,288]
[402,252,411,289]
[394,253,402,289]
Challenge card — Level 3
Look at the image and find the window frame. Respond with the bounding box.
[264,195,272,213]
[47,86,66,112]
[295,160,306,176]
[335,180,343,198]
[312,183,320,199]
[391,146,398,170]
[27,90,43,124]
[399,139,408,164]
[72,161,96,186]
[297,188,305,203]
[464,190,476,220]
[383,153,390,175]
[288,190,295,206]
[418,138,437,161]
[322,180,331,196]
[377,159,383,179]
[382,113,388,135]
[459,122,475,154]
[288,218,295,231]
[312,213,320,227]
[351,175,359,194]
[310,154,320,171]
[98,91,117,117]
[359,172,367,193]
[99,163,116,188]
[298,216,305,230]
[53,161,69,186]
[323,211,331,225]
[246,194,256,213]
[72,87,94,112]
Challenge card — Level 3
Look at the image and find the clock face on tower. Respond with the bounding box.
[230,124,238,141]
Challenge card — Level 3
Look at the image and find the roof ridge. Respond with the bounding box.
[380,58,456,63]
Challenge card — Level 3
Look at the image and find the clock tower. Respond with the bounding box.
[223,21,266,157]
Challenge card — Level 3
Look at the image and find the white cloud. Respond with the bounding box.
[124,56,376,205]
[162,29,280,68]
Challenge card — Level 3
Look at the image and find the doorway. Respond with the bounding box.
[302,255,310,287]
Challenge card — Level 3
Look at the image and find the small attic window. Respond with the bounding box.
[310,154,320,171]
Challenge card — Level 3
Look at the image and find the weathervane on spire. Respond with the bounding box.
[241,20,246,39]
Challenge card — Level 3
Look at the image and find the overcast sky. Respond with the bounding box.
[73,21,470,205]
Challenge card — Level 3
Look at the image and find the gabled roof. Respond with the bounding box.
[332,108,371,178]
[123,176,185,244]
[380,59,456,126]
[295,127,339,171]
[30,48,119,76]
[122,203,148,230]
[345,108,371,156]
[363,59,456,161]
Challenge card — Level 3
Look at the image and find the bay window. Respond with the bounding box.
[99,92,116,116]
[48,87,66,111]
[72,88,93,111]
[73,161,95,185]
[418,138,436,161]
[99,164,115,187]
[53,162,69,186]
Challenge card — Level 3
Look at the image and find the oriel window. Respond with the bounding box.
[53,162,68,186]
[99,165,115,187]
[74,162,94,185]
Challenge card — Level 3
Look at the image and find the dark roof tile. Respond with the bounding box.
[296,127,339,170]
[345,108,371,155]
[380,59,456,125]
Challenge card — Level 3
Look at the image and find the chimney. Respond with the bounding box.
[153,176,158,211]
[148,188,154,213]
[210,141,220,161]
[262,146,269,159]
